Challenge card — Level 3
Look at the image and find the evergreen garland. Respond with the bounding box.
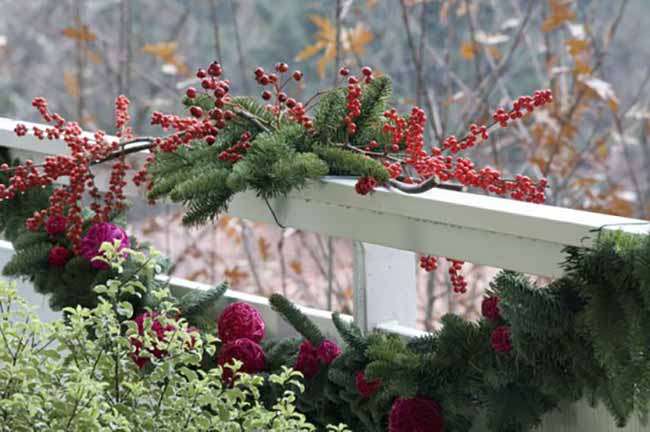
[147,77,394,225]
[267,230,650,431]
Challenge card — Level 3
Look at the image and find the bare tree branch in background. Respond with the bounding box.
[209,0,223,63]
[118,0,132,95]
[230,0,250,93]
[73,0,86,127]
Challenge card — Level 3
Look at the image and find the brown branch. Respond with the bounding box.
[333,0,342,86]
[542,0,629,176]
[462,0,536,125]
[209,0,223,63]
[230,0,250,93]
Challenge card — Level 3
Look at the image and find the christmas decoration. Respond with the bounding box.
[217,337,266,378]
[81,222,131,269]
[355,371,381,398]
[317,339,342,364]
[47,245,70,267]
[389,397,444,432]
[2,57,648,432]
[266,230,650,431]
[295,340,321,379]
[130,311,176,368]
[490,325,513,353]
[481,296,501,322]
[217,301,266,343]
[2,60,551,294]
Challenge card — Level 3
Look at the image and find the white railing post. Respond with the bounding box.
[353,242,417,333]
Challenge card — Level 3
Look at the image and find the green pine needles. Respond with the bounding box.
[269,229,650,432]
[147,77,394,226]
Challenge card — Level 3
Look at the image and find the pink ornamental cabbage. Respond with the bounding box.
[81,222,130,269]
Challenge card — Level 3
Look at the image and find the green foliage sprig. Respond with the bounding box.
[0,251,350,432]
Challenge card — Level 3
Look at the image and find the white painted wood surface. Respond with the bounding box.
[353,242,417,333]
[0,240,351,341]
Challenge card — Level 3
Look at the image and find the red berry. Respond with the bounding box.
[205,135,216,145]
[208,62,222,77]
[261,90,272,100]
[276,62,289,73]
[190,106,203,118]
[361,66,373,76]
[254,67,265,78]
[339,67,350,76]
[292,71,303,81]
[186,87,197,98]
[196,68,207,79]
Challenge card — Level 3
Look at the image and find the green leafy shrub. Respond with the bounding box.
[0,244,349,432]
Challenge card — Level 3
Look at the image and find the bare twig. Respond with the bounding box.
[230,0,250,93]
[238,219,265,294]
[209,0,223,63]
[334,0,342,86]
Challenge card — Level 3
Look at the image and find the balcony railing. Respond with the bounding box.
[0,116,648,431]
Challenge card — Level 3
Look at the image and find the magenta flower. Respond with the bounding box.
[80,222,130,269]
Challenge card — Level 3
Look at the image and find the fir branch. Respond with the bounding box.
[269,294,324,346]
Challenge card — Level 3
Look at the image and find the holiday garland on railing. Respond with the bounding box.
[2,60,551,291]
[2,60,647,431]
[263,229,650,432]
[2,158,650,431]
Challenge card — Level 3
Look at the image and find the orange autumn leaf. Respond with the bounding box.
[460,41,476,60]
[565,38,589,57]
[486,46,502,60]
[63,71,80,99]
[541,0,576,33]
[578,75,620,112]
[187,269,209,281]
[62,25,96,43]
[573,60,592,76]
[224,266,248,286]
[347,23,374,56]
[142,41,189,76]
[289,260,303,275]
[84,48,103,65]
[529,156,547,173]
[257,236,271,262]
[296,15,374,78]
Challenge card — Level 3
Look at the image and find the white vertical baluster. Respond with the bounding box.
[353,242,417,333]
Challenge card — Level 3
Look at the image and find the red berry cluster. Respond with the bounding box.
[382,160,402,179]
[2,97,136,251]
[447,259,467,293]
[493,90,553,127]
[137,62,235,189]
[354,176,379,195]
[382,108,407,153]
[342,67,373,135]
[419,255,438,272]
[13,123,27,136]
[442,123,488,154]
[345,76,362,135]
[115,95,133,138]
[253,63,313,129]
[404,107,427,162]
[218,131,252,163]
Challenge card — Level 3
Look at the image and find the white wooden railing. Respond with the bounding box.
[1,117,648,431]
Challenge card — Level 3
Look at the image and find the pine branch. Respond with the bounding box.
[269,294,324,346]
